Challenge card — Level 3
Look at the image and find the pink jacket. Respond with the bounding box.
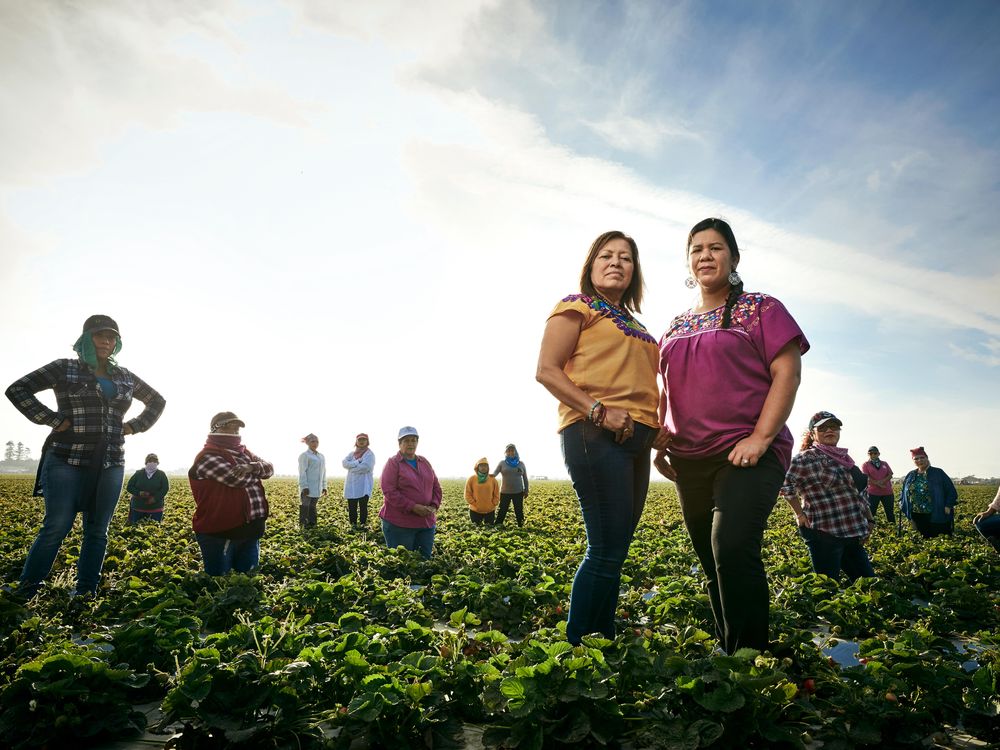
[379,452,442,528]
[861,460,894,496]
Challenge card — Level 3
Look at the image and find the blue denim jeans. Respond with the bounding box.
[195,534,261,575]
[561,420,654,644]
[798,526,875,582]
[20,453,125,594]
[381,520,435,559]
[974,514,1000,553]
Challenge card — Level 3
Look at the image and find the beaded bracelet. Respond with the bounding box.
[588,400,603,422]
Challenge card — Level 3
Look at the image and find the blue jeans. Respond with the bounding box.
[798,527,875,582]
[195,534,261,575]
[20,454,125,594]
[974,514,1000,552]
[381,520,435,559]
[561,420,654,644]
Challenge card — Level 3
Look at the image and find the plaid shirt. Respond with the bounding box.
[5,358,165,467]
[191,447,273,521]
[781,448,873,539]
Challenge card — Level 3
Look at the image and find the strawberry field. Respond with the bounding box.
[0,474,997,750]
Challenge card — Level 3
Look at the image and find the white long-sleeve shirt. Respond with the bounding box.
[298,449,327,498]
[342,449,376,499]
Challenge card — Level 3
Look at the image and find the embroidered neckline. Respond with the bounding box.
[561,294,657,344]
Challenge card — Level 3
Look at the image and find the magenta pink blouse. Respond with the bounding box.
[659,293,809,470]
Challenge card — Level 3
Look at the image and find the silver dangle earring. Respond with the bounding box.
[728,270,741,286]
[684,276,697,289]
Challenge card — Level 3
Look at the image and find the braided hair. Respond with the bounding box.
[687,217,743,329]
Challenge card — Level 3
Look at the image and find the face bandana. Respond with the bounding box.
[145,462,158,478]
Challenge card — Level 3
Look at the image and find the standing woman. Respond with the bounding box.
[656,218,809,654]
[126,453,170,524]
[536,230,670,645]
[861,446,895,523]
[379,426,441,558]
[780,412,875,583]
[189,412,273,575]
[5,315,165,597]
[493,444,529,528]
[297,434,326,528]
[900,447,957,538]
[342,433,375,528]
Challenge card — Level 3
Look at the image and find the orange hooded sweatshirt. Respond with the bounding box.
[464,457,500,512]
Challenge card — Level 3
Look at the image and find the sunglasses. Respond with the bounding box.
[815,424,841,432]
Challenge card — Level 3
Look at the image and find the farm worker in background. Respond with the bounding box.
[379,426,441,558]
[972,486,1000,554]
[342,433,375,529]
[861,446,895,523]
[492,443,529,527]
[465,457,500,525]
[297,433,326,528]
[655,218,809,654]
[189,412,273,575]
[780,412,875,582]
[536,230,671,645]
[126,452,170,523]
[900,447,957,538]
[4,314,165,598]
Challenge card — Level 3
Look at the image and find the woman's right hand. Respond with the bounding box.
[53,419,71,433]
[411,504,434,517]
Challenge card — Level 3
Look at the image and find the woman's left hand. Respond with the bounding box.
[651,427,673,451]
[123,425,134,436]
[728,434,771,468]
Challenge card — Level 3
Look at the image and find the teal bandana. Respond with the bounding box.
[73,332,121,369]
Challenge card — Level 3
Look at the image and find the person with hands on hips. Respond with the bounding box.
[5,314,165,598]
[655,218,809,654]
[536,230,672,645]
[297,433,326,528]
[378,426,441,559]
[780,411,875,583]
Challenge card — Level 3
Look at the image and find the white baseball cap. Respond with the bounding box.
[397,425,419,440]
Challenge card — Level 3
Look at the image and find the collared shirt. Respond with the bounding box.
[5,358,165,467]
[342,449,376,499]
[379,452,441,529]
[861,460,894,495]
[192,447,273,521]
[298,449,327,498]
[781,447,872,539]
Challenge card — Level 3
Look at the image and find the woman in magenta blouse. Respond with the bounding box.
[655,217,809,654]
[378,426,442,559]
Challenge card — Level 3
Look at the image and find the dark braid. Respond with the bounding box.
[721,277,744,330]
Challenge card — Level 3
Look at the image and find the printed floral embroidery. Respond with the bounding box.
[662,293,768,339]
[560,294,657,344]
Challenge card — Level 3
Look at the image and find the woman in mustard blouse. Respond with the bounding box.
[536,230,670,644]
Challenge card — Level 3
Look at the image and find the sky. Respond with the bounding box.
[1,0,999,481]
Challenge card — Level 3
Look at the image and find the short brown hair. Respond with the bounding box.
[579,231,644,314]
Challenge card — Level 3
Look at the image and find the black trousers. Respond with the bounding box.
[670,448,784,654]
[496,493,525,527]
[911,513,951,538]
[469,509,496,525]
[347,495,369,526]
[299,497,318,528]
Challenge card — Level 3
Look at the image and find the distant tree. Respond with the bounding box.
[15,442,25,461]
[22,446,31,461]
[4,441,13,461]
